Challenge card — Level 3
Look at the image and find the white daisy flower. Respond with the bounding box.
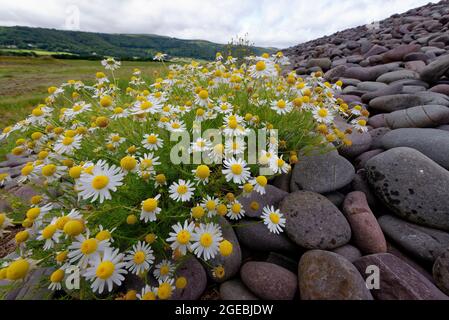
[0,212,14,237]
[131,97,162,115]
[153,259,175,280]
[68,232,109,268]
[191,223,223,261]
[249,59,277,79]
[194,90,212,108]
[124,241,155,275]
[37,218,62,250]
[84,247,128,294]
[166,220,195,255]
[251,175,268,195]
[137,285,158,300]
[269,155,291,174]
[227,200,245,220]
[107,133,126,148]
[222,114,248,137]
[166,119,186,133]
[140,195,162,223]
[48,269,65,291]
[192,165,211,185]
[201,196,219,217]
[54,135,82,155]
[77,161,124,203]
[261,205,286,234]
[101,58,121,70]
[271,99,293,115]
[208,143,224,164]
[169,179,195,202]
[190,137,211,153]
[312,106,335,124]
[222,158,251,185]
[224,137,246,157]
[142,133,163,151]
[351,118,369,133]
[37,163,67,183]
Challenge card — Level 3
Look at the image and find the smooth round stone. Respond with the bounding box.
[323,191,345,207]
[356,81,388,92]
[369,127,391,149]
[369,92,449,112]
[332,244,362,263]
[381,128,449,169]
[376,70,420,84]
[404,60,426,73]
[433,249,449,296]
[361,83,403,103]
[240,262,297,300]
[351,170,378,208]
[220,280,259,300]
[342,191,387,254]
[239,185,288,218]
[298,250,373,300]
[171,257,207,300]
[379,215,449,263]
[363,45,389,59]
[343,64,395,81]
[235,218,297,252]
[382,44,420,62]
[290,149,355,194]
[368,114,387,128]
[306,58,332,71]
[339,129,373,158]
[280,191,351,250]
[401,85,427,93]
[430,84,449,95]
[420,54,449,83]
[385,105,449,129]
[354,149,384,170]
[206,217,241,283]
[354,253,448,300]
[365,147,449,231]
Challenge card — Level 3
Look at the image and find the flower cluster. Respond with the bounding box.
[0,52,368,299]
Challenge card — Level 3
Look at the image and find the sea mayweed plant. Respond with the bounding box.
[0,52,369,300]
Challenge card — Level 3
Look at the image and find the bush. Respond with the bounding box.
[0,53,368,300]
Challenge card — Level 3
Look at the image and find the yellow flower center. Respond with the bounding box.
[96,230,111,241]
[142,291,156,300]
[228,119,238,129]
[270,213,280,224]
[358,119,367,126]
[172,123,181,129]
[73,105,82,112]
[32,108,44,117]
[231,164,243,175]
[198,90,209,100]
[62,137,74,146]
[6,259,30,280]
[277,100,286,109]
[317,108,328,117]
[176,230,191,244]
[200,233,213,248]
[100,96,113,108]
[191,206,205,219]
[42,224,57,239]
[56,251,68,263]
[142,198,158,212]
[26,207,41,220]
[133,251,146,264]
[256,61,266,71]
[91,175,109,190]
[256,176,267,187]
[219,240,233,257]
[120,156,137,171]
[250,201,260,211]
[21,165,34,176]
[15,230,29,243]
[63,220,84,236]
[243,183,253,193]
[0,213,5,225]
[81,238,98,255]
[157,282,173,300]
[50,269,65,283]
[176,277,188,289]
[140,101,153,110]
[96,261,115,280]
[177,185,188,195]
[195,165,210,179]
[147,135,158,144]
[160,265,170,276]
[231,203,241,214]
[277,159,285,167]
[206,200,216,211]
[69,166,83,179]
[42,164,57,177]
[56,216,70,230]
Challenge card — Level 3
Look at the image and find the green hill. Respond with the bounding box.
[0,26,276,60]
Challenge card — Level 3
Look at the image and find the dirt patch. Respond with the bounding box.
[0,227,22,258]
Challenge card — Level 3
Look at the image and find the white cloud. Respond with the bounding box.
[0,0,441,48]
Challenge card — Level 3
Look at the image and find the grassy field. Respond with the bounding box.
[0,56,168,159]
[0,56,167,127]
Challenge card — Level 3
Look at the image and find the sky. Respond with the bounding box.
[0,0,441,48]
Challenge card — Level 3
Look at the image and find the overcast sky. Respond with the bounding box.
[0,0,441,48]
